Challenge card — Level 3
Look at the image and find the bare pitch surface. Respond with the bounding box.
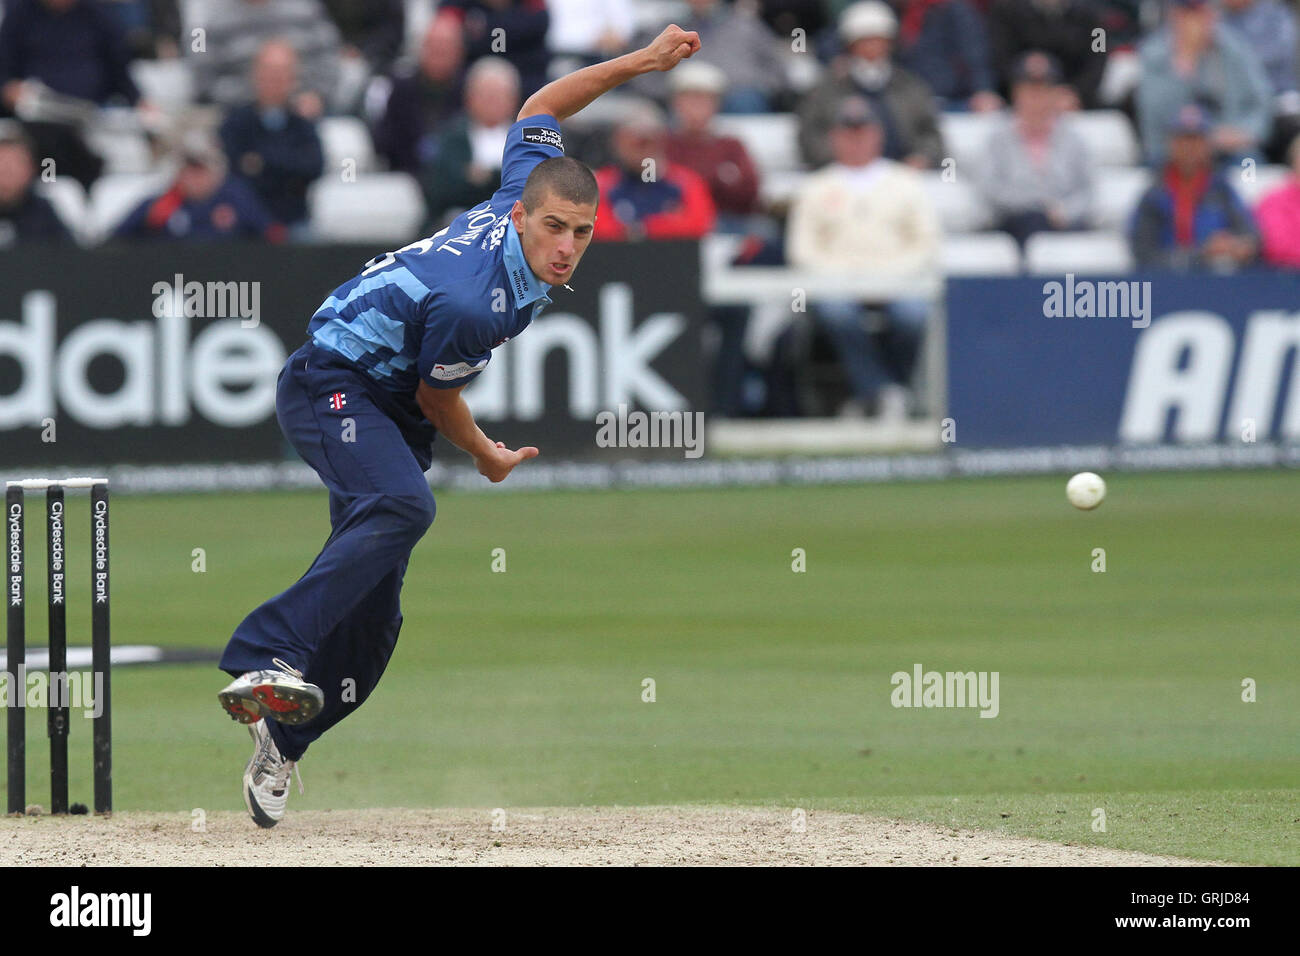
[0,808,1217,867]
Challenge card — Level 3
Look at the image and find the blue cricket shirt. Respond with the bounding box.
[307,114,566,394]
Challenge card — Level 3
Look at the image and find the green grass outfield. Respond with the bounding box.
[5,470,1298,863]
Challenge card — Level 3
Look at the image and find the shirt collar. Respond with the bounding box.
[503,220,552,311]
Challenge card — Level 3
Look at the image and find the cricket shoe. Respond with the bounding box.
[218,658,324,726]
[243,719,302,829]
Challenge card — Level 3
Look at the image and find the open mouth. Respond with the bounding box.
[550,263,571,275]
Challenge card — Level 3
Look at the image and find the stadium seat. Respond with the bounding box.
[84,113,154,175]
[1234,163,1291,207]
[1024,230,1135,274]
[308,173,426,243]
[942,232,1021,276]
[129,59,195,110]
[318,116,376,176]
[920,172,994,233]
[1091,167,1151,230]
[1063,110,1140,167]
[937,111,997,173]
[35,177,89,244]
[712,113,802,173]
[88,170,174,241]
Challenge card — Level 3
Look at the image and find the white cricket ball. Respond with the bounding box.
[1066,472,1106,510]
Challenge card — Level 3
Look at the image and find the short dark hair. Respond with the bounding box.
[521,156,598,212]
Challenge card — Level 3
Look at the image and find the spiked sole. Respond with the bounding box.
[219,681,324,726]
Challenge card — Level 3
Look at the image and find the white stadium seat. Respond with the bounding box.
[920,172,994,233]
[1063,110,1140,168]
[1234,164,1290,207]
[712,113,802,173]
[129,58,195,110]
[88,170,174,241]
[35,178,89,243]
[309,173,426,243]
[318,116,376,176]
[937,111,996,172]
[1091,167,1151,230]
[942,232,1022,276]
[1024,230,1135,274]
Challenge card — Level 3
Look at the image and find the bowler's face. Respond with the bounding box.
[511,193,597,286]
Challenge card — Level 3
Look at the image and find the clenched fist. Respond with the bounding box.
[644,24,702,72]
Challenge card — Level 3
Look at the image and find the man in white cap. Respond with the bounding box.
[797,0,944,169]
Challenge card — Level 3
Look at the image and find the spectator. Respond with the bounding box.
[1255,132,1300,267]
[220,40,325,229]
[665,62,762,232]
[1136,0,1272,165]
[593,102,717,241]
[369,15,465,174]
[798,1,944,169]
[0,123,71,243]
[634,0,789,113]
[100,0,183,60]
[987,0,1107,109]
[786,97,940,419]
[1220,0,1300,161]
[419,57,520,230]
[757,0,833,42]
[0,0,142,189]
[546,0,635,72]
[893,0,1002,111]
[439,0,550,100]
[115,130,283,241]
[1129,103,1258,270]
[186,0,342,113]
[976,51,1092,245]
[322,0,405,76]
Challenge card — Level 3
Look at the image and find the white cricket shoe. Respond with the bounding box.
[218,658,324,726]
[243,719,302,829]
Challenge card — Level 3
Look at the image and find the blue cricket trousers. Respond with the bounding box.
[220,341,437,760]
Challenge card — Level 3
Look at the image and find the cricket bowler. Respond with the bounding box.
[215,25,702,827]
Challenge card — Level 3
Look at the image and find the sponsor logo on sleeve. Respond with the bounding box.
[429,357,489,381]
[521,127,564,151]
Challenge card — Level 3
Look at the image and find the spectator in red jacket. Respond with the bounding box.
[665,61,761,234]
[594,102,716,241]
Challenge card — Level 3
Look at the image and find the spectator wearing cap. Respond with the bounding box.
[987,0,1107,109]
[593,102,717,241]
[0,0,143,190]
[786,97,940,420]
[892,0,1002,111]
[439,0,550,100]
[369,15,466,174]
[115,131,283,241]
[664,62,763,234]
[219,40,325,229]
[419,57,520,231]
[1129,103,1258,269]
[1137,0,1272,166]
[975,51,1092,246]
[0,124,71,243]
[798,1,944,169]
[633,0,789,114]
[1220,0,1300,162]
[1254,132,1300,267]
[186,0,343,113]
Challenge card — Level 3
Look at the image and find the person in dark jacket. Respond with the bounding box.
[1129,103,1258,270]
[986,0,1107,108]
[0,124,71,243]
[115,131,283,241]
[370,14,466,173]
[220,40,325,228]
[439,0,550,99]
[893,0,1001,110]
[322,0,406,75]
[0,0,143,189]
